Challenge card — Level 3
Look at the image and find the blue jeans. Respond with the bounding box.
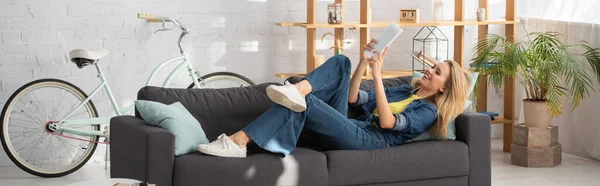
[242,55,390,156]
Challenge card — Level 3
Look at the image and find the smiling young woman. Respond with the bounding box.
[196,38,472,158]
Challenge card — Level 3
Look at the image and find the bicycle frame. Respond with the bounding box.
[54,51,201,138]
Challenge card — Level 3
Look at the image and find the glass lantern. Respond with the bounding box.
[412,26,449,72]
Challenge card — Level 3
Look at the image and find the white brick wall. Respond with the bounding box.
[2,0,505,167]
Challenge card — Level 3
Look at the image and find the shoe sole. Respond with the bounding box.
[266,86,306,112]
[197,146,246,158]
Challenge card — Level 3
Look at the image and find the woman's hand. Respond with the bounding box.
[368,47,389,79]
[361,38,379,64]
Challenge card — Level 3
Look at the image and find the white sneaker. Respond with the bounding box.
[197,134,247,158]
[266,84,307,112]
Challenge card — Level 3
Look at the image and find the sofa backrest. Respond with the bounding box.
[136,83,278,141]
[134,76,412,150]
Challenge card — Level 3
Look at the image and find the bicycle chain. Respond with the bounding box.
[44,121,110,145]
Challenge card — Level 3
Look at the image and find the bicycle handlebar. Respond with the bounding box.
[137,13,190,54]
[137,13,189,33]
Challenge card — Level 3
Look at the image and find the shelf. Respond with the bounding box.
[276,19,519,28]
[275,73,307,79]
[275,70,413,79]
[276,22,306,27]
[491,115,518,124]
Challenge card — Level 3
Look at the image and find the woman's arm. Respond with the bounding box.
[373,76,396,129]
[349,39,378,104]
[367,49,395,129]
[389,105,437,133]
[348,59,369,104]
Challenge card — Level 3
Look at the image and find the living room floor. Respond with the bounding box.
[0,139,598,186]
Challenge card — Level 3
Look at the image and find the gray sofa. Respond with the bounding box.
[110,77,491,186]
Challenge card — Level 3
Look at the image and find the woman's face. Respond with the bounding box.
[420,62,451,93]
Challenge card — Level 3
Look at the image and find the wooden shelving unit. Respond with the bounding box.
[277,20,518,28]
[491,116,518,124]
[276,0,517,152]
[475,0,517,153]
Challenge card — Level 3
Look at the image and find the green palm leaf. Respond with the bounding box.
[471,32,600,117]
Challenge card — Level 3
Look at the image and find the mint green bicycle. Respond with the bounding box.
[0,13,255,177]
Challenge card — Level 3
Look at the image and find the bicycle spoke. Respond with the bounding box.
[9,130,45,140]
[41,137,50,165]
[8,114,39,125]
[48,137,56,170]
[56,134,86,155]
[9,130,44,141]
[11,129,44,147]
[37,134,53,164]
[70,111,89,118]
[55,136,76,162]
[14,104,45,125]
[31,90,50,121]
[62,142,85,162]
[16,95,42,120]
[56,137,80,155]
[57,95,85,121]
[13,101,45,124]
[59,99,86,121]
[51,90,68,120]
[8,128,44,134]
[26,93,48,122]
[23,133,47,162]
[8,123,42,130]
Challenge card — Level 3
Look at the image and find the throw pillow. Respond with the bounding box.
[135,100,209,156]
[410,71,424,87]
[406,71,478,141]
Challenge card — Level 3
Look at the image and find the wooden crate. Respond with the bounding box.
[513,124,558,147]
[511,143,561,167]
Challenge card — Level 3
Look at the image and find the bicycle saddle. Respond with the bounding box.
[69,49,110,68]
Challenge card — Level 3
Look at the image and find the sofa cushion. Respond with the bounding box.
[173,148,328,186]
[135,100,209,156]
[359,75,412,90]
[324,141,469,186]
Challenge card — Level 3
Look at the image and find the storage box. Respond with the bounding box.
[513,124,558,147]
[511,143,561,167]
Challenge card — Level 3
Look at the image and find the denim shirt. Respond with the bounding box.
[353,84,438,142]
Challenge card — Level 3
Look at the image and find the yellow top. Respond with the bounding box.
[373,94,421,116]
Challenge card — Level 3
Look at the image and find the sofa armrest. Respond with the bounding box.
[110,116,175,186]
[455,112,491,186]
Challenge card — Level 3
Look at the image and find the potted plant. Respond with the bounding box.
[471,32,600,127]
[321,27,356,55]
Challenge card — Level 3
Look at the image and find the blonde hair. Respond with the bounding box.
[421,60,472,139]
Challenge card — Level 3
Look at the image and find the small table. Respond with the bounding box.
[65,178,142,186]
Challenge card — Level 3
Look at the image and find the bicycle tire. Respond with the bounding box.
[0,78,100,177]
[187,71,256,89]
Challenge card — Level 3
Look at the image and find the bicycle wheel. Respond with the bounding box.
[187,71,256,89]
[0,78,100,177]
